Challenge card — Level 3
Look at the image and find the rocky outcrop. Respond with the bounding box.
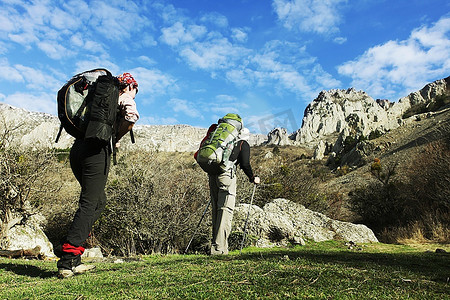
[266,127,293,146]
[2,213,55,258]
[294,88,396,148]
[233,198,378,247]
[294,77,450,149]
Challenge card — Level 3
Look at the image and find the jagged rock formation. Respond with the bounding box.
[266,127,293,146]
[294,77,450,161]
[294,88,397,148]
[233,198,378,247]
[295,77,449,147]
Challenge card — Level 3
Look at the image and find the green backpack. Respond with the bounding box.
[196,113,243,174]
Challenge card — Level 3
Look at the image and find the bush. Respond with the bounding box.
[94,151,211,255]
[0,124,64,248]
[350,139,450,242]
[253,156,327,213]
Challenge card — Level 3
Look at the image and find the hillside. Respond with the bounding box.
[321,106,450,208]
[1,77,449,255]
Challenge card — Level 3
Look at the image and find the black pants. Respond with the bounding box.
[66,139,111,247]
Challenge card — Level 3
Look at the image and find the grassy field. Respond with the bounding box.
[0,241,448,299]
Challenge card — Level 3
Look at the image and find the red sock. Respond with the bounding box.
[62,243,85,256]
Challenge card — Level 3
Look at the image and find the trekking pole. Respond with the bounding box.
[184,198,212,254]
[240,184,257,254]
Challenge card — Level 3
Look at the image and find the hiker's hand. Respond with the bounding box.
[115,141,121,148]
[253,176,261,184]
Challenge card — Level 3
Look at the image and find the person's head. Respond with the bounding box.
[117,72,138,94]
[238,127,250,141]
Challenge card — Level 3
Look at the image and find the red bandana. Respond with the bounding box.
[117,72,138,88]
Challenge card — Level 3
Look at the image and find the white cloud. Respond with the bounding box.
[338,16,450,100]
[200,12,228,28]
[74,59,119,76]
[3,92,56,115]
[89,1,148,41]
[1,0,149,61]
[180,38,250,70]
[69,33,107,54]
[333,36,347,44]
[0,14,15,32]
[14,65,61,92]
[160,22,207,46]
[128,67,178,100]
[272,0,347,35]
[49,7,80,30]
[208,94,249,115]
[38,41,72,60]
[0,62,24,82]
[225,41,341,99]
[167,98,202,118]
[138,55,157,65]
[231,28,248,43]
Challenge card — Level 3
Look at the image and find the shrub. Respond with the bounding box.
[0,124,64,248]
[94,151,211,255]
[350,138,450,242]
[254,157,327,213]
[368,129,383,140]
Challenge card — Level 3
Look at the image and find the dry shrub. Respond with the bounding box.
[350,134,450,243]
[93,151,211,255]
[0,123,65,247]
[380,215,450,244]
[251,150,328,213]
[404,140,450,219]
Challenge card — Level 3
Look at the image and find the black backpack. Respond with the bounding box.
[55,68,119,143]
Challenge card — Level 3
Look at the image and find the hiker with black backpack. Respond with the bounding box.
[55,70,139,278]
[195,114,260,255]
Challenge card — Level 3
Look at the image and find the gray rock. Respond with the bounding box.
[82,247,104,258]
[233,198,378,247]
[313,140,326,160]
[294,77,449,149]
[5,214,55,258]
[267,127,293,146]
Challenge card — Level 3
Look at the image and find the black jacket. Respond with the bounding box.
[229,140,255,182]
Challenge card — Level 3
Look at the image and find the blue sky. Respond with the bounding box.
[0,0,449,134]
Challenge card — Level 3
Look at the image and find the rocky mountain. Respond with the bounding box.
[1,76,448,153]
[268,76,450,150]
[0,103,266,152]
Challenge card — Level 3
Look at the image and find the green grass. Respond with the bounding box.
[0,241,448,299]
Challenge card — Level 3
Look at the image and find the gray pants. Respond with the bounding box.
[208,168,237,254]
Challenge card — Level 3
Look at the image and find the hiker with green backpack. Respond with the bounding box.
[195,113,260,255]
[55,70,139,278]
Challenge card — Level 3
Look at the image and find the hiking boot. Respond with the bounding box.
[57,264,95,278]
[73,264,96,274]
[210,245,228,255]
[57,253,95,278]
[58,268,74,279]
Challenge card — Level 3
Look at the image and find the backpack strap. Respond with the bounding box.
[130,128,135,144]
[55,124,63,143]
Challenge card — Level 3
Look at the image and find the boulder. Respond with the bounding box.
[267,127,292,146]
[4,214,55,258]
[82,247,103,258]
[233,198,378,247]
